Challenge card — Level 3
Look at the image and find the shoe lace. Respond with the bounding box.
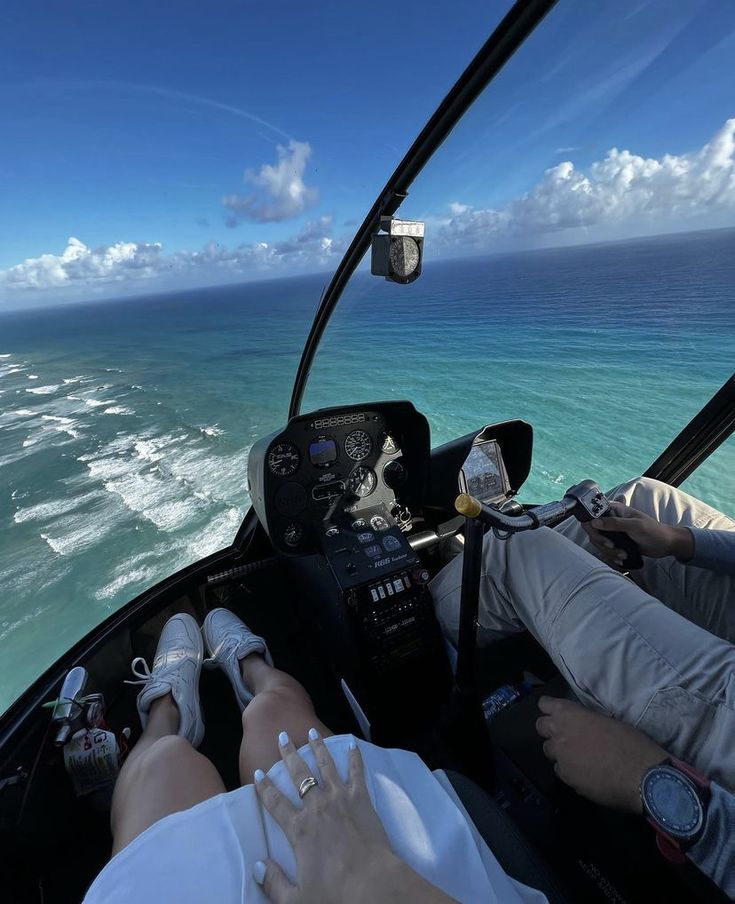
[124,656,153,686]
[204,638,237,669]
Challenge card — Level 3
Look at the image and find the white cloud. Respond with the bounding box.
[439,117,735,250]
[0,218,343,301]
[2,237,163,290]
[449,202,469,215]
[222,140,319,224]
[4,119,735,305]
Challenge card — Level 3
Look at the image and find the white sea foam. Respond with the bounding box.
[102,470,205,531]
[41,414,81,438]
[94,566,159,601]
[0,365,27,378]
[63,375,90,385]
[21,414,82,448]
[13,490,104,524]
[0,353,12,358]
[199,424,223,437]
[104,406,133,415]
[83,398,109,408]
[40,511,117,556]
[27,374,39,380]
[186,507,244,559]
[25,384,60,395]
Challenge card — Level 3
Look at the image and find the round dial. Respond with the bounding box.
[381,431,399,454]
[383,459,407,489]
[349,466,376,498]
[283,522,304,547]
[389,236,420,278]
[268,443,300,477]
[344,430,372,461]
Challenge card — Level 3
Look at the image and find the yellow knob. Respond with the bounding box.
[455,493,482,518]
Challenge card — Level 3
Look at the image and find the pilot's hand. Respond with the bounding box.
[253,730,457,904]
[582,501,694,566]
[536,696,666,814]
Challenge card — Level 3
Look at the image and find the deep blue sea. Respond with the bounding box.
[1,227,734,712]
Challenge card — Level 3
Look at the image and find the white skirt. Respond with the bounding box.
[84,735,548,904]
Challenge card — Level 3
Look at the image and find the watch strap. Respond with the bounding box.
[667,757,711,799]
[642,759,710,863]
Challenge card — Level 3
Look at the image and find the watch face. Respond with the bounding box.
[642,766,704,841]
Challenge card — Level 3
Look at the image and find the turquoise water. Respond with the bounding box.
[1,228,734,713]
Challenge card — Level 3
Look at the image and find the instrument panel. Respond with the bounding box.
[247,402,430,558]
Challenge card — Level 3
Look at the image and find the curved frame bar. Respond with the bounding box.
[287,0,558,419]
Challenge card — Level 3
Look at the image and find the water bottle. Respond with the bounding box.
[482,680,532,725]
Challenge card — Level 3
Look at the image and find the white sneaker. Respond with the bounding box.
[202,608,272,710]
[126,612,205,748]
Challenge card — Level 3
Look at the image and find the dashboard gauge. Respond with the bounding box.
[344,430,372,461]
[382,459,407,489]
[349,466,377,498]
[274,482,307,516]
[268,443,300,477]
[370,514,389,532]
[283,522,304,547]
[380,431,399,455]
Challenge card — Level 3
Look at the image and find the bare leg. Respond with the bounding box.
[238,655,332,784]
[111,693,226,855]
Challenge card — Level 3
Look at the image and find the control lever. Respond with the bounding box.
[322,482,359,530]
[565,481,644,570]
[456,478,643,569]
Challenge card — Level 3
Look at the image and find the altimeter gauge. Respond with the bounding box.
[344,429,372,461]
[268,443,301,477]
[349,466,376,498]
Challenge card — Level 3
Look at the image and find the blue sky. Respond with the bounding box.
[1,0,734,306]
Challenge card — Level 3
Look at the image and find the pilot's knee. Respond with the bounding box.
[609,475,665,511]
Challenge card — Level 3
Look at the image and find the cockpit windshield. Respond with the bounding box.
[301,0,735,503]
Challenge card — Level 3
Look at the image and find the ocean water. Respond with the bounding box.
[1,228,734,713]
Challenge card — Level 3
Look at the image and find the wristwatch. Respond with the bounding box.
[640,758,711,863]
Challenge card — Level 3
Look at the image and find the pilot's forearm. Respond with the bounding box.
[685,527,735,575]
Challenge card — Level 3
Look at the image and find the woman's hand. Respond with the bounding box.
[536,696,666,814]
[582,501,693,566]
[253,730,457,904]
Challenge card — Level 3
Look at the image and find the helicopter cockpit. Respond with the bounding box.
[2,0,735,901]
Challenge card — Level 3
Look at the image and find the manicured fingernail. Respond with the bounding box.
[278,730,289,747]
[254,768,265,783]
[308,727,320,741]
[253,861,267,884]
[348,740,357,751]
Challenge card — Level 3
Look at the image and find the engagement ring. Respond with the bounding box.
[298,776,319,798]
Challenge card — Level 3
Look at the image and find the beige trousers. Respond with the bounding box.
[430,478,735,788]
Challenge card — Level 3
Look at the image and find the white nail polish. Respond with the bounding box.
[253,861,267,884]
[278,730,289,747]
[308,727,320,741]
[254,769,265,783]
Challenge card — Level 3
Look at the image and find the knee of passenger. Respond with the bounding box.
[242,687,301,732]
[137,734,193,777]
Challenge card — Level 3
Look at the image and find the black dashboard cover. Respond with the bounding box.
[426,419,533,513]
[248,401,430,555]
